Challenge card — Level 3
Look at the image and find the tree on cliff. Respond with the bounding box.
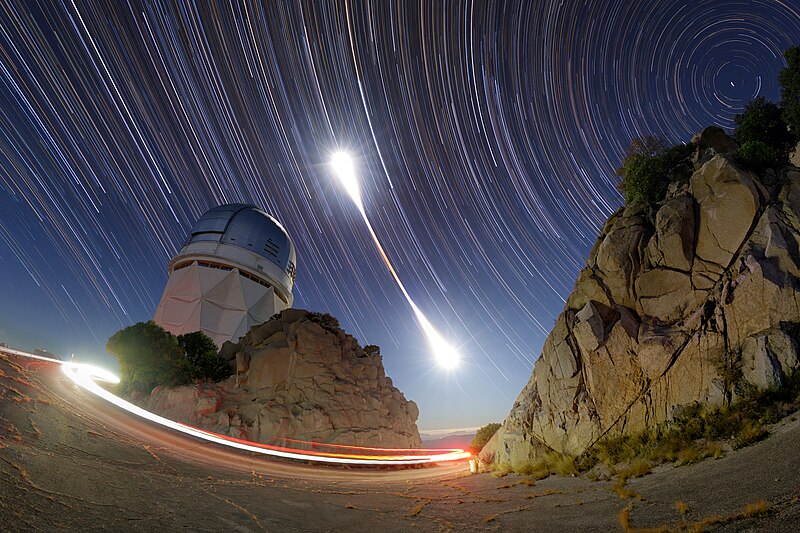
[616,135,692,206]
[470,422,501,452]
[779,46,800,134]
[178,331,232,383]
[734,97,794,169]
[107,322,230,392]
[107,321,188,393]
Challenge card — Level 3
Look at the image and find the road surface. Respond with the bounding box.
[1,352,799,531]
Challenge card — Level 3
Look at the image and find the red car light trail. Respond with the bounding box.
[2,347,471,466]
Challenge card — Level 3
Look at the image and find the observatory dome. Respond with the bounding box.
[153,204,296,346]
[175,204,296,302]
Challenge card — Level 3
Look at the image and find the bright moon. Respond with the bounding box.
[330,151,364,212]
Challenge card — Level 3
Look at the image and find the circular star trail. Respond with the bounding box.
[0,1,798,430]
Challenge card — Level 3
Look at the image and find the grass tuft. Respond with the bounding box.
[408,500,429,517]
[626,499,771,531]
[577,370,800,474]
[514,451,578,479]
[618,504,633,530]
[491,463,512,478]
[676,445,701,466]
[734,422,769,449]
[741,499,769,517]
[616,458,652,479]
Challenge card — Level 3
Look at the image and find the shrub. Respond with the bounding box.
[579,370,800,473]
[178,331,232,383]
[307,312,340,331]
[515,451,578,479]
[736,141,777,171]
[734,96,794,163]
[714,346,744,405]
[363,344,380,356]
[616,458,652,478]
[616,136,692,206]
[106,321,188,393]
[620,153,668,206]
[470,422,501,452]
[779,46,800,135]
[108,322,233,393]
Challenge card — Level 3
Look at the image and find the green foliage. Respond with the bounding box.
[715,346,744,405]
[579,370,800,472]
[620,154,668,206]
[734,96,794,163]
[306,312,340,331]
[779,46,800,135]
[107,322,232,393]
[616,136,692,206]
[178,331,232,383]
[363,344,380,356]
[470,422,501,452]
[737,141,777,171]
[106,321,188,393]
[514,451,578,479]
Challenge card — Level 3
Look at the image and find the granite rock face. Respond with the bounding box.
[791,141,800,167]
[136,309,422,448]
[483,132,800,467]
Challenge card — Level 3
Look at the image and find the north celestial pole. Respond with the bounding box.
[0,1,799,430]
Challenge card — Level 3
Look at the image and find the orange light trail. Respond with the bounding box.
[1,347,471,466]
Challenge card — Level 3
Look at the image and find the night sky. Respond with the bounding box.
[1,1,799,431]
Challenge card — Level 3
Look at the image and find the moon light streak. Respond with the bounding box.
[330,151,460,369]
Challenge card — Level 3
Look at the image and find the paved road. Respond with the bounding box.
[1,353,799,531]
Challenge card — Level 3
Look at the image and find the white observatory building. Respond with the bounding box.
[153,204,296,346]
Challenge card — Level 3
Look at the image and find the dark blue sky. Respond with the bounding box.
[1,1,799,430]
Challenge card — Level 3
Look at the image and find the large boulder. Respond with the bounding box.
[136,310,422,448]
[487,134,800,468]
[691,126,738,155]
[791,141,800,167]
[690,156,765,270]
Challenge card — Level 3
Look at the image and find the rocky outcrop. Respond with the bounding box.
[135,309,422,448]
[483,130,800,467]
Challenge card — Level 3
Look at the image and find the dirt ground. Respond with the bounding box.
[1,354,799,532]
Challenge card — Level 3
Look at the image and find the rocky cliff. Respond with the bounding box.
[483,128,800,466]
[134,309,422,448]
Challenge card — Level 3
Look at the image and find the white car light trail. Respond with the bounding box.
[1,347,470,465]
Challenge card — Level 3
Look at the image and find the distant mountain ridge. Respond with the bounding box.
[421,430,476,450]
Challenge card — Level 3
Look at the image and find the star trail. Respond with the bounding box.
[1,1,799,430]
